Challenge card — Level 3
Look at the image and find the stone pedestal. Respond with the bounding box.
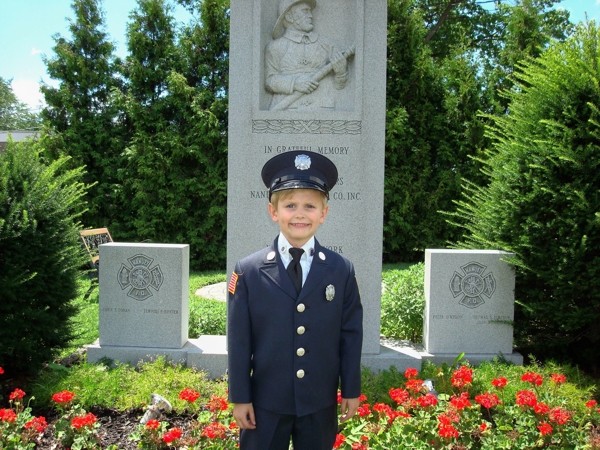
[87,243,191,364]
[423,249,523,364]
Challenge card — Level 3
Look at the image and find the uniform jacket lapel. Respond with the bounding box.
[260,238,297,298]
[299,239,329,299]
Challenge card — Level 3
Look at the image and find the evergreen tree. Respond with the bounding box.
[41,0,124,229]
[449,24,600,372]
[119,0,228,268]
[0,139,87,375]
[382,0,573,261]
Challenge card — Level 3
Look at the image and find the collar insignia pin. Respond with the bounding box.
[326,284,335,301]
[319,251,326,261]
[267,251,276,261]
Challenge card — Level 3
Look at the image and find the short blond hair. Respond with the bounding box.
[270,189,328,208]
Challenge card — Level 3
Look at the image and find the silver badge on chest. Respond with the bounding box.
[325,284,335,301]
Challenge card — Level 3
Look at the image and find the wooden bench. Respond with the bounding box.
[79,227,113,275]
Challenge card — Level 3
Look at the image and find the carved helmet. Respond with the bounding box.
[272,0,317,39]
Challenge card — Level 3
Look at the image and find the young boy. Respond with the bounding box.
[227,150,363,450]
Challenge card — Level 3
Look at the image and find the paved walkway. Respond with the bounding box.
[195,282,227,301]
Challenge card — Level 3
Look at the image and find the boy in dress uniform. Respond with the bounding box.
[227,150,363,450]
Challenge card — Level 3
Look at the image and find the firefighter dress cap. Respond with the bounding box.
[261,150,338,200]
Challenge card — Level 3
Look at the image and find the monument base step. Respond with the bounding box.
[421,350,524,366]
[86,336,228,379]
[87,336,523,379]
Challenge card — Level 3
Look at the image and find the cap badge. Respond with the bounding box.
[295,154,311,170]
[325,284,335,301]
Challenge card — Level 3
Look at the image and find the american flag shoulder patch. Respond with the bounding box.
[228,272,239,295]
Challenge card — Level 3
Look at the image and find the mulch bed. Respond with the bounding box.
[35,407,196,449]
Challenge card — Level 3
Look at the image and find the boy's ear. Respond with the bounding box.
[320,205,330,223]
[268,203,278,221]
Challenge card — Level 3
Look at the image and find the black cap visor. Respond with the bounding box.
[270,175,329,199]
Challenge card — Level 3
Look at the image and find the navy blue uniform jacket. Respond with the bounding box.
[227,237,363,417]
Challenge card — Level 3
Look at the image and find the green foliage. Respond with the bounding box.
[41,0,125,230]
[189,299,226,336]
[0,140,88,375]
[383,0,573,261]
[29,357,227,411]
[449,23,600,372]
[115,0,228,270]
[381,263,425,342]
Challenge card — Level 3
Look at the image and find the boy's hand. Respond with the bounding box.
[233,403,256,429]
[339,397,360,422]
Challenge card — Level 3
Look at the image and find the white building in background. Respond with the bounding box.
[0,130,38,152]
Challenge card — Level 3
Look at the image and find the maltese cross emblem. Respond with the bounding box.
[449,261,496,309]
[118,254,164,301]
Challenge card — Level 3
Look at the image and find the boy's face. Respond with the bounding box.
[268,189,329,248]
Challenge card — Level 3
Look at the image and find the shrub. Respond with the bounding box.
[189,299,226,336]
[448,24,600,373]
[381,263,425,342]
[0,139,87,375]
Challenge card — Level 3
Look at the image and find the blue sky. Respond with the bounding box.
[1,0,599,111]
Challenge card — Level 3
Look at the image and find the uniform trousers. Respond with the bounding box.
[239,404,337,450]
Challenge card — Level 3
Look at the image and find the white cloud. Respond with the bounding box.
[11,79,45,111]
[30,47,42,56]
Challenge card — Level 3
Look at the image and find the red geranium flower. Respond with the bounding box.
[357,403,371,417]
[548,406,571,425]
[521,371,543,386]
[358,393,368,403]
[202,422,227,439]
[586,400,598,409]
[479,422,488,432]
[179,387,200,403]
[550,373,567,384]
[207,395,229,412]
[0,366,4,375]
[475,392,500,409]
[538,421,553,436]
[71,412,97,429]
[9,388,26,401]
[516,390,537,408]
[450,392,471,410]
[389,387,410,404]
[451,366,473,389]
[24,416,48,433]
[333,433,346,448]
[145,419,161,430]
[492,377,508,389]
[404,367,419,379]
[0,408,17,423]
[417,393,438,408]
[52,390,76,405]
[406,378,425,393]
[162,427,183,444]
[438,422,459,439]
[534,401,550,415]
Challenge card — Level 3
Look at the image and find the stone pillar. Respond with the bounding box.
[227,0,387,357]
